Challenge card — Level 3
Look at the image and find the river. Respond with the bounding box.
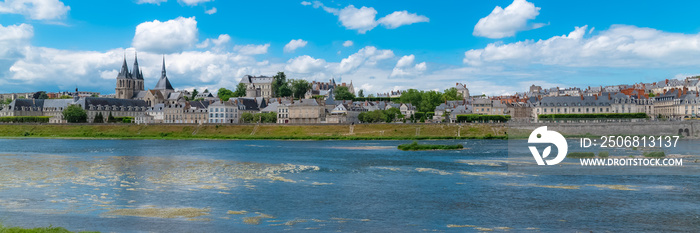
[0,139,698,232]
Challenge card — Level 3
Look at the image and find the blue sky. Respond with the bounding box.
[1,0,700,96]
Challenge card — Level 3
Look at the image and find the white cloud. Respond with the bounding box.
[178,0,211,6]
[342,40,353,47]
[390,54,426,77]
[464,25,700,68]
[205,7,217,15]
[196,34,230,52]
[307,1,428,33]
[0,0,70,20]
[234,43,270,55]
[132,17,199,54]
[136,0,167,5]
[473,0,541,39]
[336,46,394,74]
[137,0,211,6]
[283,39,308,53]
[300,1,311,6]
[285,55,327,73]
[337,5,378,34]
[377,11,429,29]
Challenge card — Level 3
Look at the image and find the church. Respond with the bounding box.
[115,53,179,107]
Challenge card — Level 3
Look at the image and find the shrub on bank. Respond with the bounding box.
[0,116,50,123]
[456,114,510,123]
[643,151,665,158]
[598,151,610,158]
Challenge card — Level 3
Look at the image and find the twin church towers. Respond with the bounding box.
[115,52,173,99]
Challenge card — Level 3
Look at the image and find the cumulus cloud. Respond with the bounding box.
[377,11,429,29]
[390,54,426,77]
[136,0,167,5]
[473,0,541,39]
[300,1,311,6]
[285,55,327,73]
[205,7,217,15]
[178,0,211,6]
[0,0,70,20]
[464,25,700,68]
[283,39,308,53]
[196,34,230,52]
[137,0,211,6]
[336,46,394,73]
[132,16,199,54]
[342,40,353,47]
[307,1,428,33]
[234,43,270,55]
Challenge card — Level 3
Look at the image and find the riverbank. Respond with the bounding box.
[0,124,508,140]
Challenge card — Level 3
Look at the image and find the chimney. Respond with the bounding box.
[608,93,611,100]
[580,95,584,100]
[595,95,598,100]
[278,98,281,104]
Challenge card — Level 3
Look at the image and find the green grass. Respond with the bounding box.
[598,151,610,158]
[643,151,666,158]
[0,124,508,140]
[397,141,464,151]
[567,152,596,158]
[0,223,97,233]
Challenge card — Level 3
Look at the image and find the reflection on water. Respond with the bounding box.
[0,139,698,232]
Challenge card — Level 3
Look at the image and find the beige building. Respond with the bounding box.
[240,75,274,99]
[278,99,324,124]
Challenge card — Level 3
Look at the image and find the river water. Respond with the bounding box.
[0,139,698,232]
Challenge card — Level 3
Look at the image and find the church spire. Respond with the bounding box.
[117,53,130,79]
[161,55,167,78]
[154,55,173,90]
[132,51,141,79]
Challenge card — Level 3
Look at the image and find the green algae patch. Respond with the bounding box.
[103,207,210,219]
[398,141,463,151]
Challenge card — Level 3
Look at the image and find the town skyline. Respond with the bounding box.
[2,0,700,96]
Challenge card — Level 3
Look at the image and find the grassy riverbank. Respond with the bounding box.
[0,124,507,140]
[0,223,97,233]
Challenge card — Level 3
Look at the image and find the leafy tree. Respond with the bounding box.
[443,87,462,100]
[93,112,104,123]
[648,93,656,97]
[191,89,199,100]
[278,84,292,97]
[334,86,355,100]
[2,99,12,104]
[91,94,99,97]
[253,112,277,123]
[63,104,87,123]
[358,89,364,98]
[59,95,72,99]
[234,83,247,97]
[34,91,49,99]
[272,72,287,97]
[290,79,310,99]
[18,96,26,99]
[241,112,255,123]
[217,88,235,101]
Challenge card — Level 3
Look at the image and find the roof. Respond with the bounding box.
[77,97,148,108]
[239,75,273,84]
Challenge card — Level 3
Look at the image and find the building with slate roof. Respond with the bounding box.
[240,75,274,99]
